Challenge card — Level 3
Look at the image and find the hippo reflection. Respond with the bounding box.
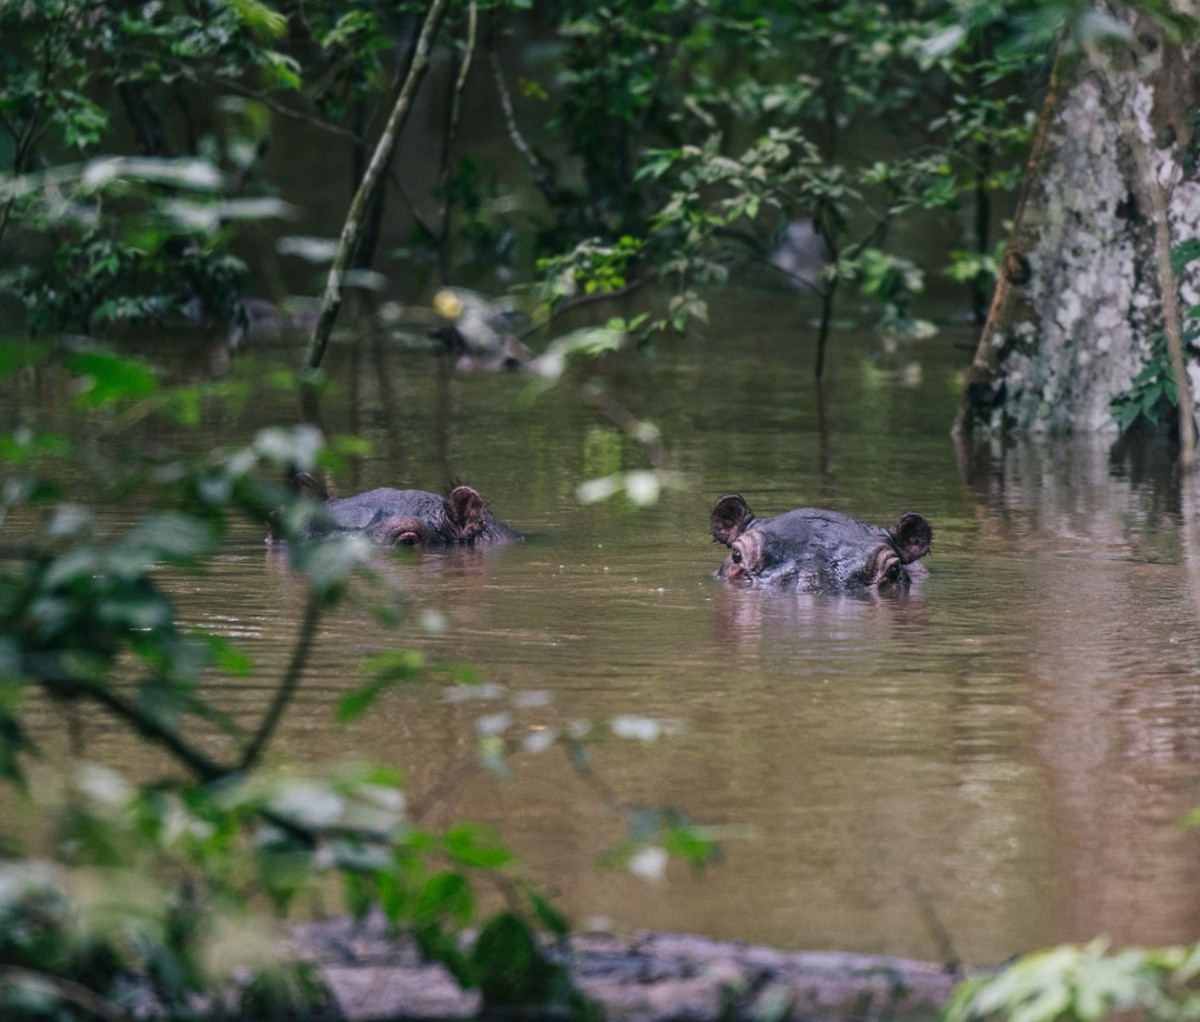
[269,472,521,546]
[710,494,931,591]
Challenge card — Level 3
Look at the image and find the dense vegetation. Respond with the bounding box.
[0,0,1047,356]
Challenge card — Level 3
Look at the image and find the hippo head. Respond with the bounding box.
[365,486,505,546]
[269,473,521,546]
[710,494,931,590]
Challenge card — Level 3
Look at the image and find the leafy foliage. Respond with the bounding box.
[0,340,722,1019]
[1112,239,1200,435]
[947,940,1200,1022]
[0,0,1050,348]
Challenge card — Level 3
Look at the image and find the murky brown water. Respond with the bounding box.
[7,287,1200,967]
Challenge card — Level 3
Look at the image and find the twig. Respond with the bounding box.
[488,45,561,206]
[954,51,1064,438]
[904,875,960,974]
[169,63,361,143]
[437,0,478,279]
[407,758,484,823]
[241,587,323,772]
[516,276,652,343]
[586,389,667,472]
[40,677,230,783]
[0,966,129,1022]
[306,0,452,371]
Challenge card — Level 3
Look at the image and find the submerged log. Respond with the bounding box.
[295,919,966,1022]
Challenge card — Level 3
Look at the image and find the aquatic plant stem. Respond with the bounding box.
[305,0,451,371]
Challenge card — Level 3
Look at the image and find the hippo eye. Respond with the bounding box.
[731,549,743,564]
[885,563,902,583]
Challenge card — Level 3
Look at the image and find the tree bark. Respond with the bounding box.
[955,8,1200,454]
[305,0,451,372]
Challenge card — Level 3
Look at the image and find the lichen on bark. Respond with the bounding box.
[956,12,1200,445]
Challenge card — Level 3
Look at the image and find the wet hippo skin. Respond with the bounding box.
[269,472,521,546]
[710,493,931,591]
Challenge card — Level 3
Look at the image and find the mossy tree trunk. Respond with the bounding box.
[955,7,1200,461]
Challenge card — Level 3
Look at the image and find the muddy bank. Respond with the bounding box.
[295,918,968,1022]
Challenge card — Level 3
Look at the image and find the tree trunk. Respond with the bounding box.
[955,9,1200,451]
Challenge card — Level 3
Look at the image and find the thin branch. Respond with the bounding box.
[166,63,362,143]
[392,174,441,244]
[516,275,652,343]
[586,389,667,472]
[407,758,484,823]
[0,966,129,1022]
[747,251,828,300]
[39,677,230,783]
[954,50,1064,438]
[241,588,323,772]
[489,45,562,206]
[904,875,961,974]
[306,0,452,371]
[435,1,478,278]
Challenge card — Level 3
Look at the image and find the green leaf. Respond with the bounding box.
[0,430,70,467]
[194,631,253,676]
[0,342,50,377]
[444,824,515,870]
[228,0,288,38]
[290,534,370,597]
[64,351,158,407]
[262,50,302,90]
[338,651,429,721]
[1170,239,1200,276]
[471,912,545,1006]
[528,890,569,939]
[416,871,475,925]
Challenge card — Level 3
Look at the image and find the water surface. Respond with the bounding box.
[7,289,1200,967]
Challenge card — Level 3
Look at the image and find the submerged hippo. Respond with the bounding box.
[710,494,931,590]
[269,472,521,546]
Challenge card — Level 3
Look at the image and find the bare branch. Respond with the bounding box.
[489,46,562,206]
[306,0,452,370]
[517,276,652,343]
[437,0,479,277]
[38,678,230,784]
[241,588,323,773]
[0,966,129,1022]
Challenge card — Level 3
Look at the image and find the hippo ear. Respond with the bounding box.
[710,494,756,546]
[889,512,932,564]
[290,471,329,500]
[447,485,489,541]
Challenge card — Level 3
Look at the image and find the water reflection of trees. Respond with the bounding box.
[956,434,1200,948]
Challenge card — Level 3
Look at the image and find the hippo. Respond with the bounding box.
[268,472,521,546]
[710,494,931,591]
